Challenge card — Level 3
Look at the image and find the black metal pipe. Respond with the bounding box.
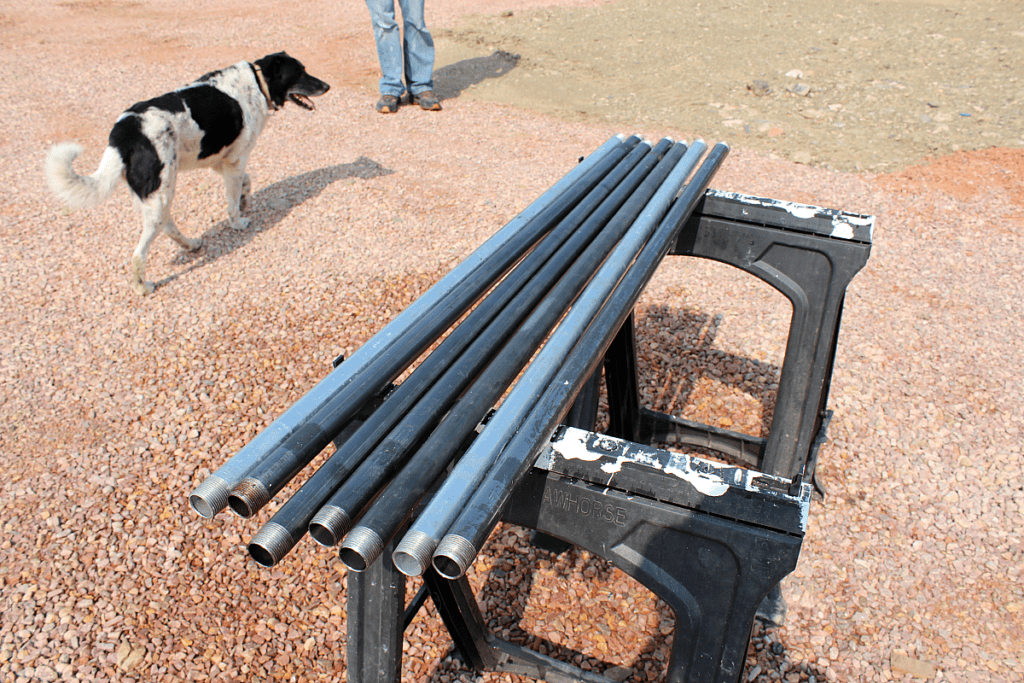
[245,138,647,566]
[310,138,660,555]
[431,142,731,580]
[389,140,702,576]
[339,140,688,572]
[187,134,627,519]
[223,136,641,520]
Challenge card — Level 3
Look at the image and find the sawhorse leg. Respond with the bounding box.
[346,537,406,683]
[346,531,500,683]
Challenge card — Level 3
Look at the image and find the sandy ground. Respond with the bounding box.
[1,0,1023,682]
[437,0,1024,172]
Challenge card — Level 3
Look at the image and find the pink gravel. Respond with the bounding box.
[1,1,1022,682]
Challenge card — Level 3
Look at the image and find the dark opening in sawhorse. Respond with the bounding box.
[346,189,872,683]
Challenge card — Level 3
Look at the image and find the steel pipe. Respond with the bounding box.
[340,140,687,572]
[431,142,731,580]
[216,136,637,520]
[390,139,704,576]
[311,139,659,557]
[244,137,646,566]
[188,134,627,519]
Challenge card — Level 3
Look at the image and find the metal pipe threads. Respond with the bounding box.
[339,526,385,572]
[227,477,272,519]
[392,529,436,577]
[247,523,297,568]
[308,505,352,548]
[432,534,478,580]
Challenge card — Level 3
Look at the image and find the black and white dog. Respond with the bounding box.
[45,52,330,295]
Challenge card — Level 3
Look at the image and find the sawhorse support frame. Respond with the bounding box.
[346,189,872,683]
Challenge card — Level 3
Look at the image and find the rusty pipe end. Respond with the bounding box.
[227,478,271,519]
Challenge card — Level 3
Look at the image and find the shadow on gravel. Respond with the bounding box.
[157,156,393,290]
[433,50,521,102]
[599,305,782,443]
[422,543,674,682]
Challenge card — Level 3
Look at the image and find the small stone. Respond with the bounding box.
[890,652,937,679]
[747,80,771,96]
[604,665,633,682]
[792,151,813,164]
[785,69,804,79]
[117,643,146,672]
[33,666,59,682]
[788,83,812,96]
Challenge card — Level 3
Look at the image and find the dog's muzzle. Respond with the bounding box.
[289,76,330,110]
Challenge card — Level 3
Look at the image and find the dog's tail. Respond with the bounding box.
[45,142,124,210]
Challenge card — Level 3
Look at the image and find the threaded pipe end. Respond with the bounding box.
[392,530,437,577]
[339,526,384,572]
[433,534,477,580]
[227,478,271,519]
[247,523,296,568]
[308,506,351,548]
[189,476,231,519]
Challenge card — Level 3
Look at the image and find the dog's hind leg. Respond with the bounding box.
[163,217,202,252]
[130,199,170,296]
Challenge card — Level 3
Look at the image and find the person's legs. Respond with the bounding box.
[395,0,435,94]
[365,0,405,98]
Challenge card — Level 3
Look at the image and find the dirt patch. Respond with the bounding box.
[435,0,1024,172]
[877,147,1024,208]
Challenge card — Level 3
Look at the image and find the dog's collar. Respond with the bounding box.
[251,64,279,112]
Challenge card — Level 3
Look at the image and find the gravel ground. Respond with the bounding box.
[2,1,1023,683]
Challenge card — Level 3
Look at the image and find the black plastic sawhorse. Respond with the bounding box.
[346,189,872,683]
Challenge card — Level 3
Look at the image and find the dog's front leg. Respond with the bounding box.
[239,173,251,212]
[221,165,251,231]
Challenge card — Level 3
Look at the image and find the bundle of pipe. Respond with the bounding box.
[331,139,691,572]
[399,142,731,579]
[245,135,655,566]
[247,136,694,569]
[187,134,628,520]
[224,135,646,525]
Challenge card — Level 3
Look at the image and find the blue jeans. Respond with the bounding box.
[365,0,435,97]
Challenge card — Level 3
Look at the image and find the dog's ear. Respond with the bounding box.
[254,53,304,108]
